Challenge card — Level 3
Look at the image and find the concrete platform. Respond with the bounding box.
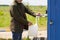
[0,30,47,39]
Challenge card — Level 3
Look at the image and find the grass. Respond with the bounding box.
[0,5,47,29]
[0,5,11,27]
[0,37,30,40]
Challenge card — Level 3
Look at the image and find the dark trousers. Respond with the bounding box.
[12,32,22,40]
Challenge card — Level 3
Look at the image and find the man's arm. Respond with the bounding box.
[24,6,36,17]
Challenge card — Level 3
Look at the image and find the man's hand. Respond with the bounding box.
[36,13,42,17]
[28,21,33,26]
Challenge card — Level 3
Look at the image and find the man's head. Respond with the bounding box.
[15,0,23,3]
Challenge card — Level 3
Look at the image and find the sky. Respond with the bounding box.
[0,0,47,6]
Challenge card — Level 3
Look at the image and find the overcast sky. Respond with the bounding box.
[0,0,47,6]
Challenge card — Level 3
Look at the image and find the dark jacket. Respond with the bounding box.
[10,2,36,33]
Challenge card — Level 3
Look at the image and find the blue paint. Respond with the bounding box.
[0,30,6,32]
[48,0,60,40]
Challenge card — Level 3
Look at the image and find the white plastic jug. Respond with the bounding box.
[28,16,39,37]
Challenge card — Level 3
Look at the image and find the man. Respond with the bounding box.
[10,0,40,40]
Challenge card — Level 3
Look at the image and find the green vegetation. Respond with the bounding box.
[0,37,30,40]
[0,5,47,29]
[0,5,11,27]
